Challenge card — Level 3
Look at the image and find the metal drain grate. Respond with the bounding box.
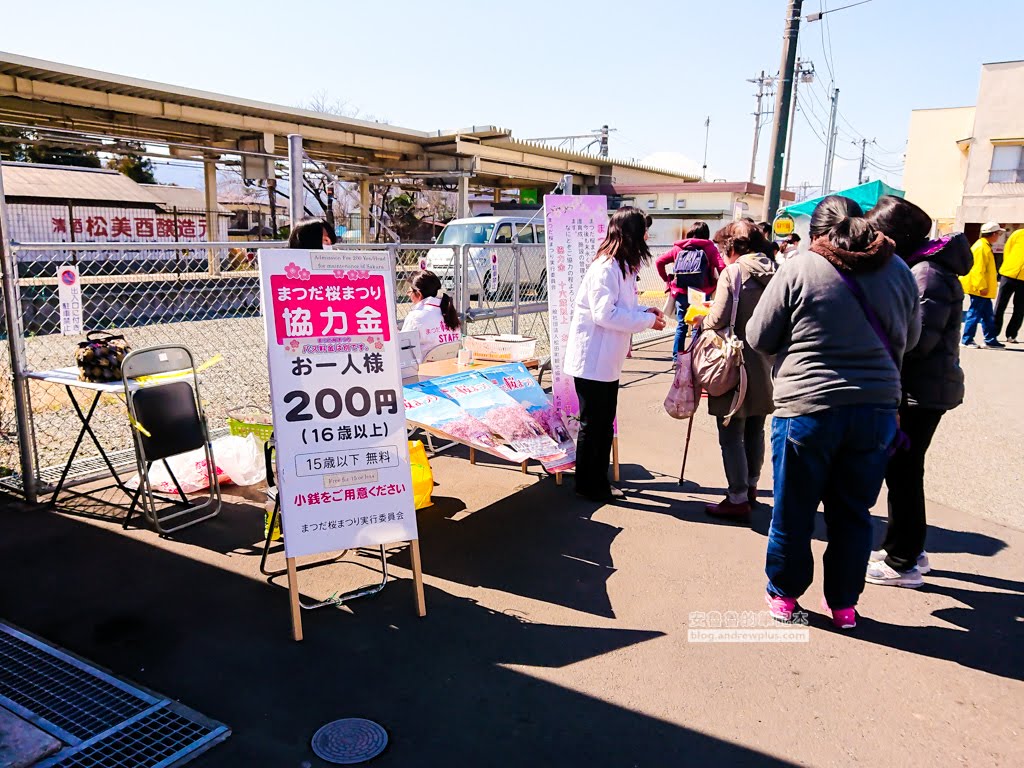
[40,707,216,768]
[0,623,229,767]
[0,625,156,743]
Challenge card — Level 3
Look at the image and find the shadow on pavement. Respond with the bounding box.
[855,572,1024,681]
[608,472,1020,682]
[621,472,1008,560]
[396,477,622,619]
[0,500,797,767]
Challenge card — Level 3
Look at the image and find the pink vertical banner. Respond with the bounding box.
[543,195,608,439]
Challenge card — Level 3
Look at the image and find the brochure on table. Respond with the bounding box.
[479,363,575,471]
[259,249,418,559]
[404,365,576,471]
[403,382,529,463]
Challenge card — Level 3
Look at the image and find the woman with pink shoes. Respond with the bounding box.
[746,197,921,629]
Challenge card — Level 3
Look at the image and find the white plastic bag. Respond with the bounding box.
[664,350,698,420]
[127,446,223,493]
[127,434,265,492]
[213,433,266,486]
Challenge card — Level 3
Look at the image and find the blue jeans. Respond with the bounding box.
[962,294,998,345]
[766,405,897,609]
[672,294,687,357]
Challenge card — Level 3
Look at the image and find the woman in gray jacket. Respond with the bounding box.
[747,196,921,630]
[701,220,777,522]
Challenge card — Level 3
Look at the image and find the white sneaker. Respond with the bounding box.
[866,561,924,588]
[870,550,930,575]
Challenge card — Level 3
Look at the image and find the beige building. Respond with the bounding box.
[904,60,1024,242]
[610,182,794,243]
[902,106,974,232]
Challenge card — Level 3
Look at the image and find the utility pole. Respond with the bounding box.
[701,116,710,181]
[599,125,609,158]
[821,87,840,194]
[747,71,773,183]
[267,177,278,238]
[783,58,815,189]
[762,0,803,222]
[855,138,875,184]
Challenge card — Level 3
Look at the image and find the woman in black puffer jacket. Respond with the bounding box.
[864,196,971,587]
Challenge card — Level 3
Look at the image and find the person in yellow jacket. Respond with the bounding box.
[994,227,1024,343]
[961,221,1004,348]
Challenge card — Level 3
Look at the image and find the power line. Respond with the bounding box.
[865,157,903,173]
[799,107,856,161]
[868,139,906,156]
[818,1,837,85]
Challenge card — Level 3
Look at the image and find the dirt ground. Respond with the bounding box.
[0,342,1021,767]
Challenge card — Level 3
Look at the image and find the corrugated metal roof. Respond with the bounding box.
[486,136,699,181]
[0,50,431,143]
[0,50,700,186]
[1,162,162,204]
[141,183,229,213]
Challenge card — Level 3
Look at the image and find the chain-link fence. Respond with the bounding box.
[10,238,283,496]
[634,245,676,348]
[1,230,675,498]
[0,267,19,485]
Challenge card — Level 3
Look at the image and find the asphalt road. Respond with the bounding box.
[925,342,1024,530]
[2,340,1020,767]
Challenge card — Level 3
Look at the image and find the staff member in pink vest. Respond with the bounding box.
[402,270,461,360]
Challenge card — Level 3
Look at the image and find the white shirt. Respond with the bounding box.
[401,296,460,359]
[563,256,656,382]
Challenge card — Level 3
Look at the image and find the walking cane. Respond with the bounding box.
[678,414,695,486]
[677,324,700,486]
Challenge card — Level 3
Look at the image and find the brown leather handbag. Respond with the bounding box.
[691,265,747,424]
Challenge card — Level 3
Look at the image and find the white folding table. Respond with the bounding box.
[25,367,190,512]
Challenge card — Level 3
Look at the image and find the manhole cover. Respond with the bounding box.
[311,718,388,764]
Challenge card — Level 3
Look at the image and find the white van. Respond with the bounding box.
[424,215,547,300]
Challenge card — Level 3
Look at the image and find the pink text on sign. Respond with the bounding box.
[271,272,390,344]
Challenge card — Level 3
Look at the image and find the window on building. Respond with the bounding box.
[535,224,546,243]
[230,209,250,230]
[989,145,1024,183]
[676,199,687,209]
[646,199,656,209]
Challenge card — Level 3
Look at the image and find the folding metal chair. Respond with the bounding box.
[421,340,462,362]
[121,345,221,534]
[399,330,421,378]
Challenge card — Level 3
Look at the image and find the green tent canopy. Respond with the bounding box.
[782,180,905,218]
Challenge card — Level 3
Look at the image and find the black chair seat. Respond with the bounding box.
[132,381,206,461]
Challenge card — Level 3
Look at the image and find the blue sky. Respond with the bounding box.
[2,0,1022,195]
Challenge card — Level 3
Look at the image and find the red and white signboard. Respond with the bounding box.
[57,264,83,336]
[6,204,229,260]
[259,249,417,559]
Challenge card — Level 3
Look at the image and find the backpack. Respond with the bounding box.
[673,247,710,291]
[691,265,747,425]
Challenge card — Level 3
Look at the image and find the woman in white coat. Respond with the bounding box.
[565,207,666,502]
[401,270,461,359]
